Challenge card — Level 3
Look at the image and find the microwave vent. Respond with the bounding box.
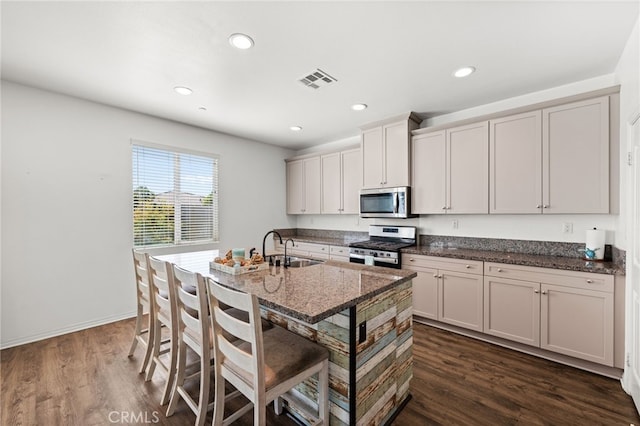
[298,68,337,90]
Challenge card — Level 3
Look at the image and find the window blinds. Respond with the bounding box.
[132,143,219,247]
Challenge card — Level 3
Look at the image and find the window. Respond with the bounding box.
[132,142,219,247]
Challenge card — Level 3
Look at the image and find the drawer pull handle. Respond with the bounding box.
[586,279,593,283]
[465,265,471,269]
[497,268,503,272]
[433,274,438,278]
[409,258,415,262]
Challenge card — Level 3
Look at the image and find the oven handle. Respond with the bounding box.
[349,253,398,265]
[393,192,399,214]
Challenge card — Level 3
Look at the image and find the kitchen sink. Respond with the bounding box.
[287,258,324,268]
[270,255,324,268]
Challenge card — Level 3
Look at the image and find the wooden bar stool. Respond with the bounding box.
[166,265,213,426]
[128,249,154,374]
[146,256,179,406]
[206,277,329,426]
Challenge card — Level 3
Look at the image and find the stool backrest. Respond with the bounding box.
[207,278,266,399]
[172,265,209,350]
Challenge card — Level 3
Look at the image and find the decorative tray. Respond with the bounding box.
[209,261,269,275]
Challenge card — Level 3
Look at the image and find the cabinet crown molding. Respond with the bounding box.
[359,111,422,131]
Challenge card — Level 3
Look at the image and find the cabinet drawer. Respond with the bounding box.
[484,262,613,293]
[329,245,349,256]
[403,254,483,275]
[294,241,329,254]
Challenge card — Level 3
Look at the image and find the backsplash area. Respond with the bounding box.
[275,228,626,271]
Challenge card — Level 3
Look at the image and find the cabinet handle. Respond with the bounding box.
[442,206,447,210]
[497,268,503,272]
[534,289,539,294]
[586,279,593,283]
[409,258,415,262]
[536,204,541,208]
[543,205,549,209]
[433,273,438,278]
[465,265,471,269]
[542,290,548,295]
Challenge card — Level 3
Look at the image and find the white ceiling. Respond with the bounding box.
[2,1,638,150]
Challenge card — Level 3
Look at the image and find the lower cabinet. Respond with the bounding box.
[484,262,614,366]
[275,241,350,262]
[404,255,484,332]
[329,245,350,262]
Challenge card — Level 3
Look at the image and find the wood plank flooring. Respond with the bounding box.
[2,318,639,425]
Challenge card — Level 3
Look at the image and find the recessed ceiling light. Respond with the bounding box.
[453,66,476,78]
[290,126,302,132]
[174,86,193,95]
[351,103,368,111]
[229,33,254,50]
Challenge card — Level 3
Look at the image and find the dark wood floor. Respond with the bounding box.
[2,318,639,425]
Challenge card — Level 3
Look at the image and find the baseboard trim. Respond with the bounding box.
[413,316,624,380]
[0,310,137,350]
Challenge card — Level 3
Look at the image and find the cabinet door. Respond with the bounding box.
[438,271,484,332]
[362,127,384,189]
[412,269,439,320]
[542,96,609,213]
[412,131,446,214]
[489,111,542,214]
[540,283,614,366]
[303,157,321,214]
[321,152,341,214]
[341,148,362,214]
[484,276,540,346]
[383,121,410,187]
[286,160,305,214]
[447,121,489,214]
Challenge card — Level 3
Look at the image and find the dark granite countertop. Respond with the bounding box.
[402,246,621,275]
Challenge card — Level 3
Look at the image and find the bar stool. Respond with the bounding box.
[146,256,179,406]
[127,249,154,374]
[166,265,213,426]
[206,277,330,425]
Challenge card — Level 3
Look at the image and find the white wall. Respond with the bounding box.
[0,81,295,348]
[299,74,626,248]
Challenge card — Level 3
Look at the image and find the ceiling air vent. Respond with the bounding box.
[298,68,337,90]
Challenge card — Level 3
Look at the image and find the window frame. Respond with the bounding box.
[131,139,219,249]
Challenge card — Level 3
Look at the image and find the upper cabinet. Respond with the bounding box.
[412,121,489,214]
[489,111,543,214]
[542,96,609,214]
[286,157,321,214]
[489,96,609,214]
[321,148,362,214]
[361,113,420,189]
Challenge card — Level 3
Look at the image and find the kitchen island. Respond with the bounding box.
[157,250,416,426]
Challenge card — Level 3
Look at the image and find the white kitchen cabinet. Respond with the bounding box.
[321,148,361,214]
[329,245,349,262]
[489,111,542,214]
[411,130,446,214]
[404,255,484,331]
[489,96,609,214]
[484,262,614,366]
[542,96,609,213]
[286,156,321,214]
[412,121,488,214]
[361,114,420,189]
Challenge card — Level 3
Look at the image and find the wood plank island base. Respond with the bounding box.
[158,251,416,426]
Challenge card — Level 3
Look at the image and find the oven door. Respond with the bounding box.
[349,253,401,269]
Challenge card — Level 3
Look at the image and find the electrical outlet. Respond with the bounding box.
[562,222,573,233]
[452,219,459,229]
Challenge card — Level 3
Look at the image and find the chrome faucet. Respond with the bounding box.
[284,238,295,268]
[262,230,283,265]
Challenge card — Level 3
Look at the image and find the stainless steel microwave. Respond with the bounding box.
[359,186,416,218]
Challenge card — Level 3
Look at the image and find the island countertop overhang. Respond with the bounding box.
[157,250,416,324]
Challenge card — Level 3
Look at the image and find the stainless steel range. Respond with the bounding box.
[349,225,416,269]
